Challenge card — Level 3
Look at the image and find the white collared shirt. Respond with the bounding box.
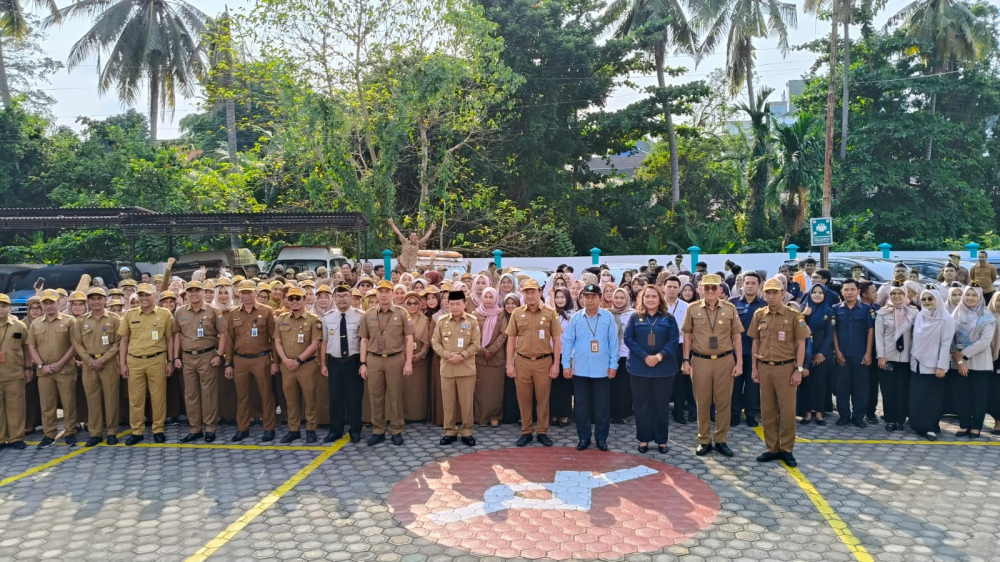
[321,306,363,356]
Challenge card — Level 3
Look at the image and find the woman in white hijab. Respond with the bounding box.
[987,293,1000,434]
[908,289,955,441]
[875,285,917,431]
[945,286,964,315]
[948,283,995,439]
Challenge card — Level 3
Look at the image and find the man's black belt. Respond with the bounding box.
[369,351,401,359]
[692,350,734,360]
[760,358,795,366]
[184,348,216,356]
[235,351,270,360]
[328,354,360,363]
[298,356,316,365]
[129,351,165,359]
[517,353,553,361]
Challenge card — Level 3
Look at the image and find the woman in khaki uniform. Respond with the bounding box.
[474,288,507,426]
[213,281,239,424]
[428,290,450,426]
[23,296,44,435]
[402,292,430,421]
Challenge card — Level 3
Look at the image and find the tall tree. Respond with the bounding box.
[692,0,797,110]
[739,85,774,241]
[764,114,821,245]
[204,9,239,164]
[0,0,59,107]
[601,0,698,204]
[48,0,209,140]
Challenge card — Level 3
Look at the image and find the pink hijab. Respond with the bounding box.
[476,287,502,348]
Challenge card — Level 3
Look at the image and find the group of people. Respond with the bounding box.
[1,243,998,467]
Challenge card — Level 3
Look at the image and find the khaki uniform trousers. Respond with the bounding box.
[39,372,77,439]
[691,355,735,445]
[0,378,26,443]
[280,360,319,432]
[367,353,405,435]
[312,368,330,425]
[82,361,120,438]
[442,374,475,437]
[182,352,219,433]
[234,355,276,432]
[126,356,166,435]
[514,355,552,435]
[759,363,798,454]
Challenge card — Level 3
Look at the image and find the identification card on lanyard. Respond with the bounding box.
[102,326,109,346]
[251,326,258,338]
[151,322,159,341]
[591,340,599,353]
[197,323,204,338]
[297,332,304,344]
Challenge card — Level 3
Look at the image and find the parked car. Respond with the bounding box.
[174,249,260,280]
[8,262,122,316]
[783,256,921,293]
[267,246,348,277]
[0,265,43,295]
[501,266,555,290]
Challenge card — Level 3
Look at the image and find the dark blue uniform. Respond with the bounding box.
[798,306,834,416]
[865,302,882,420]
[731,294,766,424]
[833,301,875,423]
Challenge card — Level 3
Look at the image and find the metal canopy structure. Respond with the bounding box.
[0,207,371,266]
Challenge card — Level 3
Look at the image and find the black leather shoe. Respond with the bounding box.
[125,435,144,446]
[65,436,77,447]
[596,441,609,452]
[815,419,827,426]
[168,417,181,426]
[885,423,894,432]
[781,451,798,467]
[516,434,533,447]
[461,436,476,447]
[153,433,166,443]
[853,419,867,429]
[756,451,781,463]
[261,430,275,442]
[695,444,712,456]
[800,418,812,425]
[86,437,102,447]
[924,432,937,441]
[538,434,553,447]
[658,444,669,454]
[280,431,301,444]
[391,434,404,446]
[367,433,386,446]
[323,432,340,443]
[9,441,26,450]
[106,435,118,445]
[956,429,971,437]
[746,416,759,428]
[37,436,54,449]
[576,440,590,451]
[349,433,361,443]
[305,430,317,443]
[866,415,878,424]
[181,433,203,443]
[230,431,249,442]
[204,433,215,443]
[440,435,458,445]
[835,418,851,426]
[637,444,648,453]
[714,443,734,457]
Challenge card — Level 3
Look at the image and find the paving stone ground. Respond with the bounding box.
[0,408,997,562]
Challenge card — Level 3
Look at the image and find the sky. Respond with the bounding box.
[34,0,911,140]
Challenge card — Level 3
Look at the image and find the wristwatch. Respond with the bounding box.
[681,357,690,363]
[796,366,804,373]
[359,361,366,366]
[957,359,965,365]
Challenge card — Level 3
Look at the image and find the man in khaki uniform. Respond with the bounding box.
[431,290,481,447]
[119,284,175,445]
[224,280,279,442]
[680,273,743,457]
[27,289,78,448]
[970,250,998,303]
[171,280,227,443]
[71,287,122,447]
[359,280,414,446]
[505,279,562,447]
[749,278,810,468]
[0,294,30,450]
[273,287,323,443]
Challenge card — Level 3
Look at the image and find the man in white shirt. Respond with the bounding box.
[320,285,364,442]
[662,276,692,424]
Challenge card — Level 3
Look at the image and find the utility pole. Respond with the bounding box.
[821,8,839,269]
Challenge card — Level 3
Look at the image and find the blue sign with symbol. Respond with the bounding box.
[810,217,833,246]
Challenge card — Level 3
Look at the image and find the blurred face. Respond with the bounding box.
[702,284,721,302]
[570,284,581,299]
[217,290,231,305]
[409,232,418,244]
[316,293,331,309]
[964,290,979,308]
[42,300,58,316]
[743,276,760,298]
[123,287,136,299]
[272,287,283,301]
[28,303,41,318]
[979,252,987,263]
[909,270,920,281]
[426,294,439,309]
[363,262,373,273]
[88,295,106,313]
[681,285,694,300]
[602,285,614,301]
[161,298,176,312]
[305,292,316,305]
[333,273,345,285]
[0,303,9,320]
[811,273,824,285]
[582,293,601,310]
[405,298,421,316]
[351,295,362,308]
[474,277,488,293]
[377,288,393,306]
[944,267,956,280]
[483,291,496,309]
[921,294,936,310]
[334,291,351,310]
[70,300,87,316]
[950,289,962,305]
[287,293,304,312]
[256,291,270,305]
[810,285,826,304]
[138,292,155,309]
[239,290,255,305]
[864,285,878,302]
[393,287,406,304]
[641,287,660,311]
[523,288,539,306]
[554,291,567,308]
[187,288,203,305]
[804,262,816,274]
[889,289,905,306]
[391,270,401,283]
[894,266,907,280]
[951,255,961,266]
[612,292,628,308]
[600,272,612,284]
[779,266,790,276]
[764,289,782,307]
[448,298,466,316]
[504,297,518,314]
[499,277,514,293]
[359,281,373,292]
[841,284,858,302]
[554,277,566,289]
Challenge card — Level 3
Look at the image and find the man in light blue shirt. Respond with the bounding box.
[562,284,619,451]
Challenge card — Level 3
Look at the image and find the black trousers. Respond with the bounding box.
[909,370,944,434]
[609,357,633,420]
[836,356,868,422]
[327,354,363,437]
[731,355,759,420]
[952,369,990,432]
[633,375,674,444]
[573,376,610,443]
[866,362,880,418]
[879,361,910,425]
[672,355,696,419]
[549,366,573,419]
[798,360,831,415]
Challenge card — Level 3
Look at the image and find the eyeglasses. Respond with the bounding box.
[405,301,420,307]
[703,286,720,292]
[811,275,823,280]
[919,297,935,303]
[287,296,303,302]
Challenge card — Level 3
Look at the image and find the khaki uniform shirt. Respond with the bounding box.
[0,316,28,381]
[119,306,174,357]
[399,240,419,271]
[411,314,431,361]
[27,313,76,376]
[71,311,121,363]
[227,304,275,356]
[970,263,998,290]
[274,310,323,362]
[747,305,811,362]
[680,299,743,355]
[359,305,414,356]
[174,304,227,352]
[505,305,563,357]
[431,313,481,378]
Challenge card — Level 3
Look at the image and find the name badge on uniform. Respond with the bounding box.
[297,333,304,344]
[591,340,599,353]
[778,331,786,342]
[251,327,258,338]
[647,332,655,347]
[458,338,464,348]
[539,329,545,339]
[101,335,110,346]
[709,336,718,349]
[151,330,159,341]
[197,327,204,338]
[413,340,418,351]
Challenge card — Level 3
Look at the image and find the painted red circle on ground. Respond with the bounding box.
[387,448,720,559]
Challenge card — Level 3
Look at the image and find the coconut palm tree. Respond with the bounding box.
[602,0,698,204]
[764,114,821,246]
[204,8,239,164]
[740,85,774,241]
[0,0,60,107]
[47,0,209,140]
[887,0,994,159]
[691,0,797,110]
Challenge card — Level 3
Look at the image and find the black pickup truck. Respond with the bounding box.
[8,261,122,315]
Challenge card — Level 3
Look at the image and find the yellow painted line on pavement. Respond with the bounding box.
[799,437,1000,446]
[111,443,331,452]
[0,430,131,489]
[185,435,350,562]
[753,426,874,562]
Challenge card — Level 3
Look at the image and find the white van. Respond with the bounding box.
[268,246,348,276]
